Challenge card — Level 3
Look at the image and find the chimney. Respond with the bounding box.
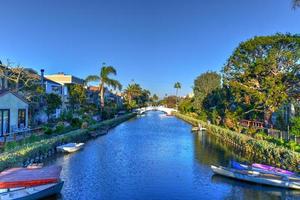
[41,69,45,87]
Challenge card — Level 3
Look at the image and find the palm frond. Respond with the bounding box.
[174,82,181,89]
[293,0,300,9]
[101,66,117,78]
[85,75,100,83]
[106,78,122,90]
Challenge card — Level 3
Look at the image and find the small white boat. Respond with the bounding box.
[56,143,84,153]
[0,181,63,200]
[192,125,206,132]
[211,165,300,190]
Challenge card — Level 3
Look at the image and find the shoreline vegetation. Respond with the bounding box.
[173,112,300,172]
[0,113,136,171]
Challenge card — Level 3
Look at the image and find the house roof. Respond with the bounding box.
[44,77,62,85]
[0,90,29,104]
[88,86,100,92]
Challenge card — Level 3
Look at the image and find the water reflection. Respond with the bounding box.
[45,111,300,200]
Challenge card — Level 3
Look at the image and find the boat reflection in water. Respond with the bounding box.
[211,174,300,199]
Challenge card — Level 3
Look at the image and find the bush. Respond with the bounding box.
[71,118,82,128]
[44,127,53,135]
[4,142,18,152]
[60,111,73,122]
[54,122,65,134]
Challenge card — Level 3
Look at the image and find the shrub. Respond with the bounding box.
[54,122,65,134]
[44,127,53,135]
[4,142,18,151]
[71,118,82,128]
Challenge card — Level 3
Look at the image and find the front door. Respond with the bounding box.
[0,109,10,136]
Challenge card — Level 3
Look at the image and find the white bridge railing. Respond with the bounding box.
[136,106,177,115]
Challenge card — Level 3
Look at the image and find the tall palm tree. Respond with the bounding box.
[85,63,122,110]
[174,82,181,109]
[293,0,300,9]
[124,83,142,104]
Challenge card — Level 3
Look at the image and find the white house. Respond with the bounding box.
[0,91,28,137]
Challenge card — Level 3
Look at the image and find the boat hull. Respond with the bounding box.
[211,165,300,190]
[56,143,84,153]
[0,181,64,200]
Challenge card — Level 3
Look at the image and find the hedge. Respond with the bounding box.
[174,112,300,172]
[0,113,136,171]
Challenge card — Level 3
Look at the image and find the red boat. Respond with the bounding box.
[0,165,62,189]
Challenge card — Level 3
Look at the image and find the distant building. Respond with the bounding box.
[0,90,28,136]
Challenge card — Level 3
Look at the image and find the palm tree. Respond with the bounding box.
[85,63,122,110]
[174,82,181,109]
[124,83,142,104]
[293,0,300,9]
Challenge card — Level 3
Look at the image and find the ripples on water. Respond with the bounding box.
[46,111,300,200]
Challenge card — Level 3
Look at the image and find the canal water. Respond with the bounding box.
[47,111,300,200]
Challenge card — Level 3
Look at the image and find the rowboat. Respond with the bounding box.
[56,143,84,153]
[0,181,63,200]
[0,165,63,199]
[211,165,300,189]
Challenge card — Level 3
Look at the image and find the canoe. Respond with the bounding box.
[56,143,84,153]
[252,163,295,176]
[0,181,63,200]
[231,161,298,178]
[211,165,300,189]
[0,165,62,189]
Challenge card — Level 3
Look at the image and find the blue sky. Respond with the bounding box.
[0,0,300,97]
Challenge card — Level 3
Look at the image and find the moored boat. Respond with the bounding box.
[56,143,84,153]
[0,165,63,199]
[0,181,64,200]
[252,163,295,176]
[231,161,298,178]
[211,165,300,190]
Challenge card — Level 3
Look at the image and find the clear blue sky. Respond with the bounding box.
[0,0,299,97]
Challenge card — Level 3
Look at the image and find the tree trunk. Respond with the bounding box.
[175,88,178,109]
[99,83,105,115]
[264,110,273,128]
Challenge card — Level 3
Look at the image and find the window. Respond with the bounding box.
[0,109,10,136]
[18,109,26,128]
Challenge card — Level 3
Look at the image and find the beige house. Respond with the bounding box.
[45,73,84,110]
[0,91,28,136]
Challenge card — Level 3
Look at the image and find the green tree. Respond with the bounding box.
[178,97,194,114]
[45,93,62,119]
[291,116,300,142]
[174,82,181,109]
[85,63,122,110]
[193,71,221,112]
[150,94,159,106]
[68,84,87,110]
[124,83,143,108]
[223,34,300,126]
[161,95,177,108]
